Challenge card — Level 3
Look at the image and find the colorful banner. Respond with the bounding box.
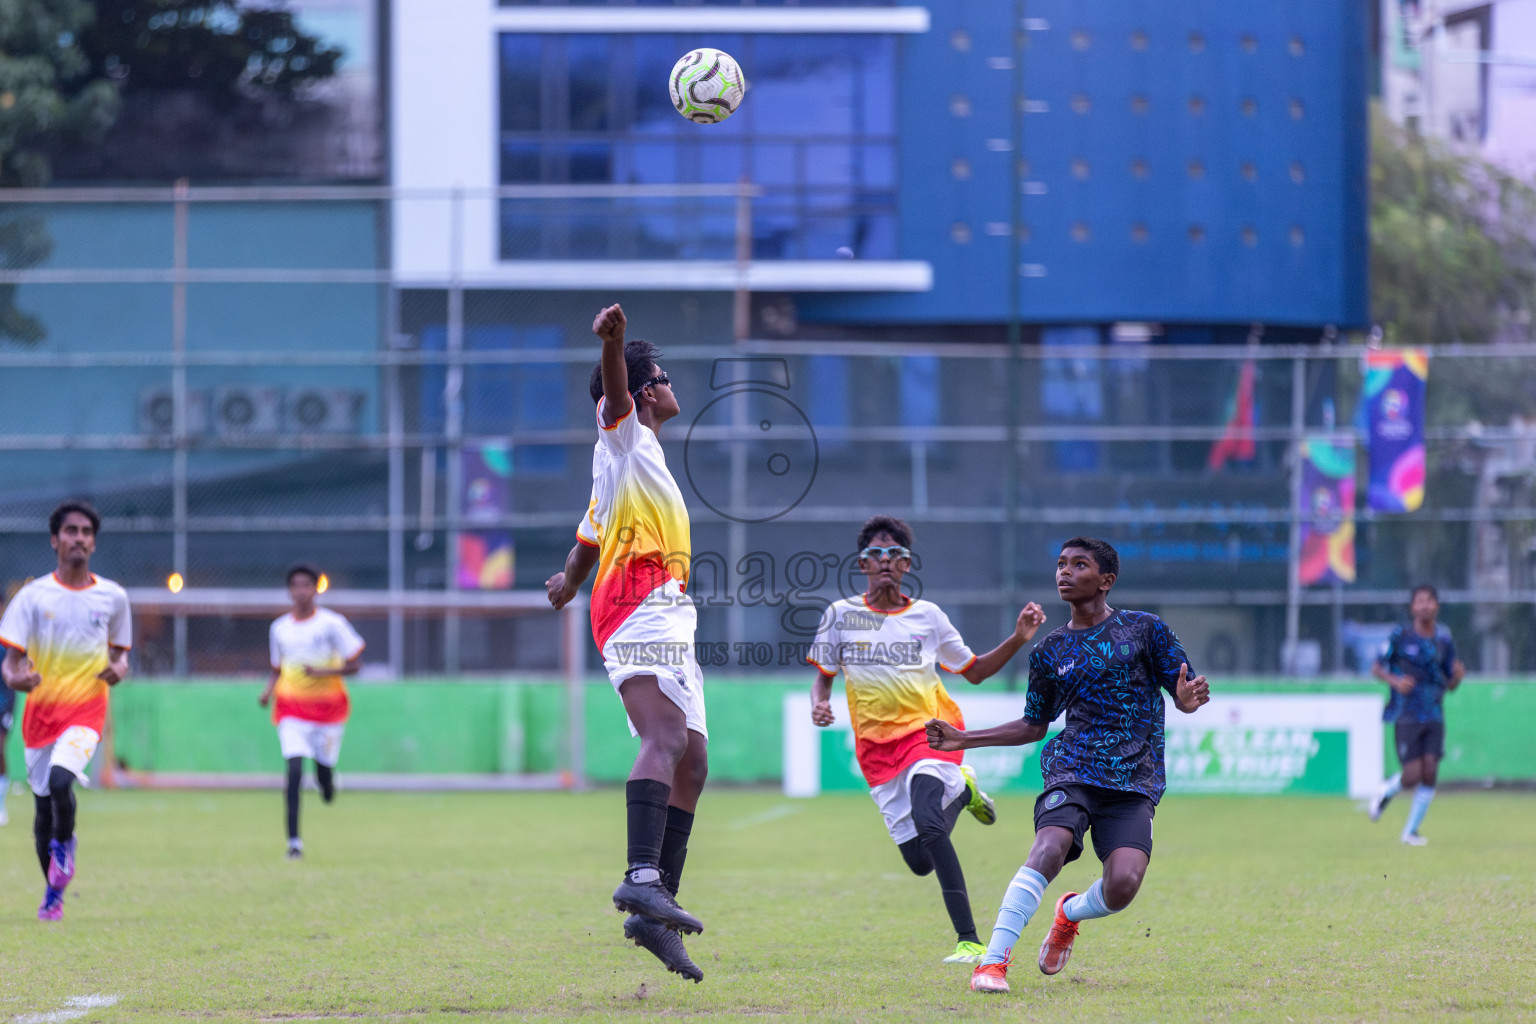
[1298,438,1356,585]
[1207,359,1258,471]
[458,445,514,590]
[1360,349,1428,512]
[782,694,1385,798]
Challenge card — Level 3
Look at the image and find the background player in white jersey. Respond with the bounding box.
[259,564,364,860]
[0,501,131,921]
[546,303,708,982]
[809,515,1047,965]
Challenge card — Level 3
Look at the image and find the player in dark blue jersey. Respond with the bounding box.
[1367,585,1464,845]
[926,537,1209,994]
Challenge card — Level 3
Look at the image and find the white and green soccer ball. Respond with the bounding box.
[668,48,746,124]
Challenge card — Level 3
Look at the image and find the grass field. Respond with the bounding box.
[1,786,1532,1023]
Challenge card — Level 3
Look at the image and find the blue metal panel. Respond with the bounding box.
[801,0,1369,328]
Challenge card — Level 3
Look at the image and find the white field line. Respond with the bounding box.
[15,994,119,1024]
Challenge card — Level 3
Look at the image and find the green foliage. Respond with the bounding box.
[0,1,119,343]
[0,789,1533,1020]
[1372,105,1536,348]
[80,1,342,109]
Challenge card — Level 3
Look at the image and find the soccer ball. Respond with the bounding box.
[668,48,746,124]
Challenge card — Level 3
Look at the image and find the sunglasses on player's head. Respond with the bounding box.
[859,545,912,562]
[632,372,670,395]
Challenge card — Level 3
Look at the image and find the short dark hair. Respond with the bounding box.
[286,563,322,585]
[1061,536,1119,578]
[1410,584,1439,604]
[857,515,914,551]
[49,500,101,536]
[589,338,664,405]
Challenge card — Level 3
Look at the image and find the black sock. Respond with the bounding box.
[47,766,76,844]
[658,806,695,895]
[316,763,335,803]
[33,795,53,878]
[625,778,671,873]
[911,775,979,944]
[286,757,303,840]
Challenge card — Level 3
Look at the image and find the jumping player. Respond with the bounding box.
[1367,585,1465,845]
[258,564,364,860]
[546,303,708,983]
[926,537,1209,993]
[0,501,132,921]
[809,515,1047,964]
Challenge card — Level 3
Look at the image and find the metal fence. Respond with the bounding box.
[1,187,1533,678]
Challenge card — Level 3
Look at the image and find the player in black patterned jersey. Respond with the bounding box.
[927,537,1209,994]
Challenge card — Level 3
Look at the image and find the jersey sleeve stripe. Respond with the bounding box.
[0,636,25,653]
[806,655,836,675]
[110,644,132,651]
[576,533,600,548]
[940,654,978,674]
[598,395,633,431]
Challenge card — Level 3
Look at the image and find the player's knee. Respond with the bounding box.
[679,747,708,792]
[46,765,75,797]
[1103,866,1146,910]
[898,838,933,876]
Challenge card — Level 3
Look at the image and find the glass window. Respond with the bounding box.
[497,33,898,260]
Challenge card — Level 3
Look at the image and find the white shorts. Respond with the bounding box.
[277,717,346,766]
[869,758,969,845]
[25,726,101,796]
[601,578,707,740]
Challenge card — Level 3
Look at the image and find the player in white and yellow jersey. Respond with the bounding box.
[259,564,364,860]
[810,515,1046,965]
[546,303,706,983]
[0,501,131,922]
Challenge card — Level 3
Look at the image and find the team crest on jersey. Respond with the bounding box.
[1044,790,1066,809]
[90,611,109,630]
[1405,643,1419,656]
[1117,643,1132,658]
[673,670,689,691]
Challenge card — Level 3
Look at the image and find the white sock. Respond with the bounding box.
[1380,772,1402,800]
[1063,878,1120,923]
[981,866,1048,966]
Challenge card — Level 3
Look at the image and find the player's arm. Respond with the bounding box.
[308,654,362,678]
[1447,658,1466,690]
[258,667,279,708]
[810,668,837,726]
[547,541,601,610]
[959,602,1046,684]
[927,717,1047,750]
[1371,661,1414,695]
[2,645,41,693]
[593,303,631,427]
[97,645,130,686]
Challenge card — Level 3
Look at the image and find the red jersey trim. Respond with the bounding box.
[21,693,108,748]
[0,636,25,653]
[860,594,915,616]
[273,690,350,726]
[576,533,600,549]
[590,558,676,650]
[941,654,978,674]
[806,656,835,676]
[856,728,964,787]
[597,395,633,431]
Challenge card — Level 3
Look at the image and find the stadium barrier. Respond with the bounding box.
[3,678,1531,791]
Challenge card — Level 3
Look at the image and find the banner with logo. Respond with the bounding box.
[1360,349,1428,513]
[458,444,514,589]
[1298,438,1356,585]
[783,693,1383,799]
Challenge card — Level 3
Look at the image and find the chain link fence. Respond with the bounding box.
[1,188,1533,677]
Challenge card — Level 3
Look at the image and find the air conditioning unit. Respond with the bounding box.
[213,387,283,437]
[286,388,364,434]
[138,388,209,436]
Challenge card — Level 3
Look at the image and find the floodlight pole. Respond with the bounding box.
[172,178,190,678]
[1284,355,1306,671]
[1002,0,1028,689]
[444,186,465,673]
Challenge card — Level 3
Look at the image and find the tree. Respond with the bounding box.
[79,1,342,108]
[0,0,120,342]
[1371,104,1536,351]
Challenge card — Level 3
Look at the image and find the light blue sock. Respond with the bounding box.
[1402,785,1435,838]
[1381,772,1402,799]
[1063,878,1120,923]
[982,865,1048,965]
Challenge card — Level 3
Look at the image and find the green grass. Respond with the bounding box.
[0,787,1532,1023]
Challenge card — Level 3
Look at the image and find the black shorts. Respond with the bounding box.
[1034,783,1155,865]
[0,683,14,732]
[1395,720,1445,762]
